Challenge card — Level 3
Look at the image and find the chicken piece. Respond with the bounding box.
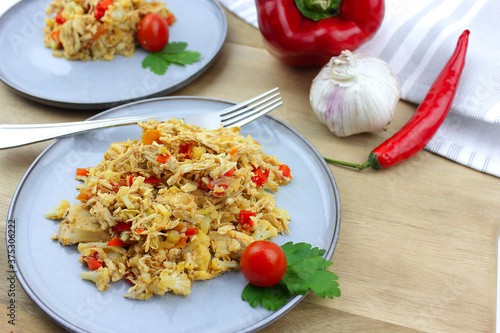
[57,204,110,245]
[209,230,255,261]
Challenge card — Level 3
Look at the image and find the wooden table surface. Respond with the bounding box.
[1,6,498,333]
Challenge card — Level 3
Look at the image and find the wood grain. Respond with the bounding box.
[0,6,497,333]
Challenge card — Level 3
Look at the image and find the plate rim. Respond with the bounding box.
[7,96,341,333]
[0,0,228,110]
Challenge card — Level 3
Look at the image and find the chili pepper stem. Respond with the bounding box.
[323,156,371,170]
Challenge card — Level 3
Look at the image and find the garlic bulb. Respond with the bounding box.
[310,50,401,137]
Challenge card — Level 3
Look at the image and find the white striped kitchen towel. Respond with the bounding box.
[219,0,500,177]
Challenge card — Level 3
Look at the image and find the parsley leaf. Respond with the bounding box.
[142,42,201,75]
[242,283,292,311]
[142,53,171,75]
[281,242,340,298]
[241,242,341,311]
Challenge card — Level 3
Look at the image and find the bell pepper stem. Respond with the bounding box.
[305,0,332,12]
[295,0,341,21]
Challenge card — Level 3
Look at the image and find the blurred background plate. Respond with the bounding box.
[0,0,227,109]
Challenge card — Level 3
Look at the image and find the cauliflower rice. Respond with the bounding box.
[42,0,175,61]
[46,119,292,300]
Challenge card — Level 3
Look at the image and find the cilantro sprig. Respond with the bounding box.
[142,42,201,75]
[242,242,341,311]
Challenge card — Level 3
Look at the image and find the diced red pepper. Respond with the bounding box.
[179,144,191,159]
[94,0,113,20]
[91,24,107,42]
[86,258,102,270]
[113,222,132,232]
[207,180,228,191]
[144,176,162,185]
[76,168,89,176]
[107,237,127,247]
[174,237,188,248]
[185,227,197,236]
[238,210,255,229]
[224,167,235,177]
[50,30,61,42]
[55,13,66,24]
[252,168,269,187]
[135,229,144,234]
[156,154,171,164]
[127,174,135,186]
[165,12,176,25]
[76,188,93,202]
[206,167,235,193]
[111,178,128,192]
[278,164,292,178]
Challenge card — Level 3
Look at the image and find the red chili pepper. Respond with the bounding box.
[324,30,470,170]
[255,0,385,66]
[252,168,269,187]
[107,237,127,247]
[238,210,256,229]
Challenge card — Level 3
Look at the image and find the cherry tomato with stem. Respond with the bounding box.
[137,13,169,53]
[240,240,287,287]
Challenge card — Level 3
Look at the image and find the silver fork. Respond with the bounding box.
[0,88,282,149]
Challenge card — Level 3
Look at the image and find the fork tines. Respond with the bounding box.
[220,87,283,128]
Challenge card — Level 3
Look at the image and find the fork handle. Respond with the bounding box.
[0,116,151,149]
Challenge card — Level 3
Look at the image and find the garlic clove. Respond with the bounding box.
[310,50,401,137]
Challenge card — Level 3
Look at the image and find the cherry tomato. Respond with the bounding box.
[240,241,287,287]
[137,13,169,52]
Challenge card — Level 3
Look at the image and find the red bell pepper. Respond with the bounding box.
[185,227,198,236]
[255,0,385,66]
[107,237,127,247]
[238,210,256,229]
[76,168,89,177]
[251,168,269,187]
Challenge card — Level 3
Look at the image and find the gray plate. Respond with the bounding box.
[0,0,227,110]
[7,97,341,333]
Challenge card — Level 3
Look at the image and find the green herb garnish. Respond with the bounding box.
[142,42,201,75]
[242,242,341,311]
